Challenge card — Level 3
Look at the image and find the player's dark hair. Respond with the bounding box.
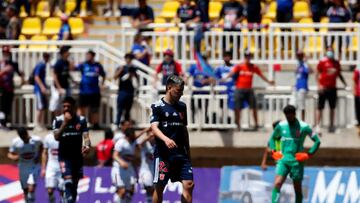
[224,51,232,57]
[59,46,70,55]
[17,127,28,137]
[120,120,129,126]
[125,53,134,60]
[165,75,184,92]
[272,120,281,129]
[283,105,296,114]
[104,128,114,140]
[124,128,135,137]
[43,52,50,59]
[87,49,96,57]
[62,96,76,106]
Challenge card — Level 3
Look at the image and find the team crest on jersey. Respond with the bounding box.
[179,112,185,120]
[159,161,168,173]
[173,112,178,116]
[76,124,81,131]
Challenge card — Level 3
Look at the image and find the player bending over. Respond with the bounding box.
[150,75,194,203]
[269,105,321,203]
[8,127,42,203]
[41,133,63,203]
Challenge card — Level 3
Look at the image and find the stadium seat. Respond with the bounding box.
[293,1,311,20]
[264,1,277,20]
[304,36,323,54]
[69,17,85,35]
[320,17,329,33]
[21,17,42,35]
[20,6,27,18]
[298,17,314,32]
[36,1,50,18]
[160,1,180,19]
[49,35,59,50]
[209,1,222,19]
[155,37,174,54]
[154,17,167,32]
[18,35,27,50]
[349,35,358,52]
[65,1,76,15]
[42,17,62,35]
[28,35,48,50]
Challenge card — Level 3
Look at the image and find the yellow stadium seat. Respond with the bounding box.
[69,17,85,35]
[209,1,222,19]
[294,1,311,20]
[21,17,42,35]
[18,35,27,50]
[65,1,76,15]
[349,36,358,52]
[261,18,272,32]
[154,17,167,32]
[49,35,59,50]
[304,36,323,53]
[160,1,180,19]
[36,1,50,18]
[155,37,174,53]
[264,1,277,19]
[298,17,314,32]
[42,17,62,35]
[20,6,27,17]
[320,17,329,32]
[29,35,48,50]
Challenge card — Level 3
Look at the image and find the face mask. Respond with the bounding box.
[326,51,334,59]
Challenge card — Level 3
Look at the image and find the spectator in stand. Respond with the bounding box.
[131,0,154,32]
[58,14,73,41]
[131,33,151,66]
[218,0,244,51]
[33,53,51,132]
[292,50,313,121]
[49,46,73,116]
[96,129,115,167]
[196,0,209,23]
[11,0,31,16]
[245,0,262,26]
[326,0,352,51]
[188,54,216,123]
[223,49,274,131]
[353,67,360,135]
[0,7,9,40]
[349,0,360,22]
[71,0,92,16]
[5,5,20,40]
[0,46,24,128]
[103,0,122,17]
[215,51,235,110]
[49,0,65,17]
[114,53,139,127]
[76,50,106,130]
[310,0,326,23]
[154,49,183,87]
[315,46,347,133]
[176,0,201,27]
[276,0,293,23]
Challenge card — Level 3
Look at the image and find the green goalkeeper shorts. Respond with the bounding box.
[275,160,304,181]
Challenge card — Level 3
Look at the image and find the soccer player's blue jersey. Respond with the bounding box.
[77,62,106,94]
[150,98,188,159]
[52,115,89,161]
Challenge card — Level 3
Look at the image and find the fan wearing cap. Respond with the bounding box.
[292,50,313,121]
[154,49,183,87]
[223,49,274,131]
[0,45,24,127]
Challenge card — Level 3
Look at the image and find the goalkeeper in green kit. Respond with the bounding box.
[269,105,321,203]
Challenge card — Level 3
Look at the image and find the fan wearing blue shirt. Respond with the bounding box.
[214,51,235,110]
[34,53,50,130]
[76,50,106,130]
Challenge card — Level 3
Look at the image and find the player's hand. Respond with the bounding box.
[261,162,268,171]
[120,161,129,169]
[269,80,275,86]
[295,152,310,162]
[165,138,177,149]
[58,88,66,95]
[63,112,72,123]
[271,151,283,161]
[41,168,46,177]
[82,146,90,156]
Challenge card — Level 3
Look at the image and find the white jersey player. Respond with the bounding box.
[8,128,42,203]
[41,133,63,203]
[112,128,137,203]
[138,133,155,203]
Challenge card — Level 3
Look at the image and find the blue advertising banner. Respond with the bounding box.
[219,166,360,203]
[0,165,220,203]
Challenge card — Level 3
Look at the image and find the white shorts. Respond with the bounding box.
[139,169,154,188]
[45,167,63,190]
[111,166,136,190]
[294,89,307,110]
[19,165,40,189]
[49,85,61,112]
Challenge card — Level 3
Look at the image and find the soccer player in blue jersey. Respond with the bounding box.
[53,96,91,203]
[76,50,106,129]
[150,75,194,203]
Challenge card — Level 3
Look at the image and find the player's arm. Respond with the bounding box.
[260,147,271,170]
[7,152,19,161]
[268,125,280,151]
[184,126,191,157]
[151,123,177,149]
[257,67,275,85]
[53,120,66,141]
[82,132,91,155]
[114,66,123,80]
[41,148,48,177]
[307,127,321,155]
[112,150,129,169]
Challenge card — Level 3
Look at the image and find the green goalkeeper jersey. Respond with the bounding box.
[268,119,321,162]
